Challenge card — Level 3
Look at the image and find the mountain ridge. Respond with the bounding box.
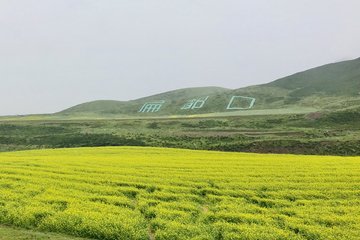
[58,58,360,117]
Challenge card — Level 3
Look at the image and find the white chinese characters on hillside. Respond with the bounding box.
[138,101,165,113]
[181,96,209,110]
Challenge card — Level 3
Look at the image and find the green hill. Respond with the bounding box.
[133,86,230,102]
[265,57,360,97]
[59,87,231,116]
[58,58,360,117]
[59,100,128,114]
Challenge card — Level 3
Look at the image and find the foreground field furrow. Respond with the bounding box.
[0,147,360,240]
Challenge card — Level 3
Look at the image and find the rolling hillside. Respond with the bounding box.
[58,58,360,117]
[58,87,230,116]
[265,57,360,97]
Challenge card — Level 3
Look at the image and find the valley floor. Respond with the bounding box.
[0,108,359,156]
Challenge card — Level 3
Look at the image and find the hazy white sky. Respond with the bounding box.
[1,0,360,115]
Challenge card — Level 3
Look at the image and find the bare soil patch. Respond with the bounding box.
[307,112,323,120]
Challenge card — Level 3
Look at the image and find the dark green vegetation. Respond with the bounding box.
[55,58,360,117]
[1,107,359,156]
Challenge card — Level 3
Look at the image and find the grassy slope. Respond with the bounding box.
[56,86,312,117]
[58,86,230,116]
[0,225,91,240]
[58,100,128,114]
[265,57,360,97]
[132,86,230,102]
[55,58,360,117]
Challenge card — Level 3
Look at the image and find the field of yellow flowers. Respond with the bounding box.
[0,147,359,239]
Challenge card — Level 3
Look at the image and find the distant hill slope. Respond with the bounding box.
[58,87,230,115]
[133,86,230,102]
[265,57,360,97]
[58,58,360,116]
[59,100,128,114]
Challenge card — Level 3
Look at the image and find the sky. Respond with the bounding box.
[1,0,360,116]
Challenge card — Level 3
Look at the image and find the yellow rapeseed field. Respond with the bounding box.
[0,147,359,239]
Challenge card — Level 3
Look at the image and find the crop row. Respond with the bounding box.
[0,147,359,239]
